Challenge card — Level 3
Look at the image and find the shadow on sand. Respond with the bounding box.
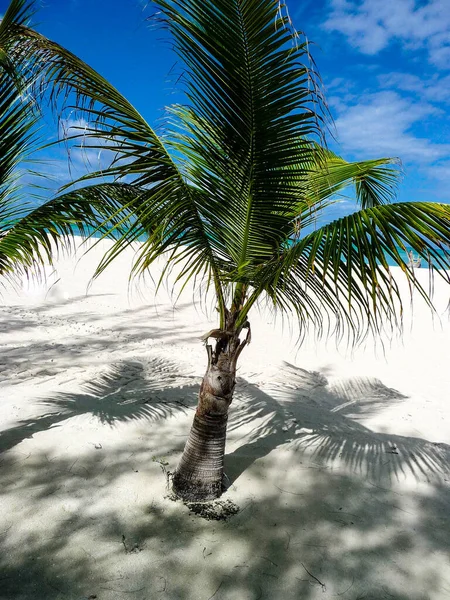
[1,359,450,599]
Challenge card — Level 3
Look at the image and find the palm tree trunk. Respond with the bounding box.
[172,315,250,502]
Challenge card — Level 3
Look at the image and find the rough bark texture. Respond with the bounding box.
[171,408,229,501]
[172,310,250,502]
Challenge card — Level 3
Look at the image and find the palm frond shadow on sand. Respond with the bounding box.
[1,443,449,600]
[1,363,450,600]
[2,358,449,488]
[0,359,200,453]
[226,362,450,485]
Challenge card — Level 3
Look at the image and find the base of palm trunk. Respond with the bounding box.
[172,412,227,502]
[172,472,223,502]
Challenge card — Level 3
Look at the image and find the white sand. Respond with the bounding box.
[1,237,450,600]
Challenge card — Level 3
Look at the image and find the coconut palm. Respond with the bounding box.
[2,0,450,501]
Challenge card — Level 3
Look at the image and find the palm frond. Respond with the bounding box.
[0,2,41,243]
[0,80,38,215]
[0,2,229,318]
[244,202,450,341]
[155,0,327,284]
[303,147,401,210]
[0,183,139,280]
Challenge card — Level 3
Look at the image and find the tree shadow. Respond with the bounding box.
[0,359,199,453]
[0,440,449,599]
[0,300,202,386]
[1,359,450,598]
[226,362,450,486]
[2,358,449,490]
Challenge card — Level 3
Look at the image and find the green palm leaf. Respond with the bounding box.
[248,202,450,342]
[2,0,450,345]
[151,0,326,279]
[0,0,42,279]
[0,183,140,279]
[304,147,402,209]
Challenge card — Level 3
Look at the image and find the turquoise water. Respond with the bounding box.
[3,222,449,270]
[79,226,448,270]
[383,248,448,269]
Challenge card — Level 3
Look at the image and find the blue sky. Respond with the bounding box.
[2,0,450,214]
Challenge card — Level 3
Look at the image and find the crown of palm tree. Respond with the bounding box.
[1,0,450,344]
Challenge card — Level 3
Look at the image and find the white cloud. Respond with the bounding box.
[379,72,450,104]
[426,161,450,181]
[324,0,450,68]
[332,91,450,163]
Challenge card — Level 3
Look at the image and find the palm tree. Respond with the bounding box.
[2,0,450,501]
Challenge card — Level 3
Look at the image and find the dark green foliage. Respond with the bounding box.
[1,0,450,342]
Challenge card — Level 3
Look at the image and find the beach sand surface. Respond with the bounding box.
[1,237,450,600]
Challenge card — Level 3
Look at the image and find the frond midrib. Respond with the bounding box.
[235,0,256,278]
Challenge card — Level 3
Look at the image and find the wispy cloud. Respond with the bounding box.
[324,0,450,68]
[379,72,450,104]
[332,91,450,163]
[426,161,450,182]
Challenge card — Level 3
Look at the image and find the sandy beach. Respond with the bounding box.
[1,237,450,600]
